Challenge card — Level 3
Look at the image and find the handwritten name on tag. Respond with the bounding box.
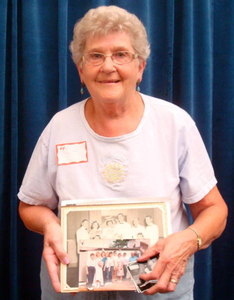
[56,142,88,165]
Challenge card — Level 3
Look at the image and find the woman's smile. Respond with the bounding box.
[98,79,121,84]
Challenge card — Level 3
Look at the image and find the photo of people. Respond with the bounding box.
[78,242,146,291]
[61,200,170,292]
[127,255,159,293]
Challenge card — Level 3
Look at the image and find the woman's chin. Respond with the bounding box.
[98,92,123,104]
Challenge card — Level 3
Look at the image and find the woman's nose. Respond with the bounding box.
[101,56,116,72]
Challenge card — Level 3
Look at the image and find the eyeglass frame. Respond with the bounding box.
[82,51,139,66]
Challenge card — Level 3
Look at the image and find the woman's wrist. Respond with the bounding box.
[188,226,202,251]
[184,226,201,253]
[43,217,60,235]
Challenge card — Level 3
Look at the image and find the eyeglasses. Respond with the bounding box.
[82,51,139,66]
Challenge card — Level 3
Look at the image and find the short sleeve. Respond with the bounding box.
[18,129,58,210]
[179,123,217,204]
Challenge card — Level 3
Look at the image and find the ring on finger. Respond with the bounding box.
[170,278,178,284]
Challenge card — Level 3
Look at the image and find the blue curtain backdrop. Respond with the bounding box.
[0,0,233,299]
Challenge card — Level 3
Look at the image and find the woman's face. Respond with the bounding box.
[145,217,152,226]
[133,218,139,226]
[77,31,145,106]
[107,220,113,227]
[93,222,98,229]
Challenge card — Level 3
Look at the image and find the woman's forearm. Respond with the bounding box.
[188,185,228,250]
[19,201,60,235]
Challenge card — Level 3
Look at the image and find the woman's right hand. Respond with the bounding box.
[42,219,69,293]
[19,202,70,293]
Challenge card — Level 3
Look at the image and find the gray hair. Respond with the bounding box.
[70,6,151,65]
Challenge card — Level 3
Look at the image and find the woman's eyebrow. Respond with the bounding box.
[86,46,131,53]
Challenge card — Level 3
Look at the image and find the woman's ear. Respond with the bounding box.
[77,63,84,82]
[137,60,146,82]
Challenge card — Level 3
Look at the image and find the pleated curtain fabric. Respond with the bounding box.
[0,1,233,299]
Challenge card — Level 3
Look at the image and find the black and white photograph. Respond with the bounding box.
[60,198,171,292]
[127,255,159,293]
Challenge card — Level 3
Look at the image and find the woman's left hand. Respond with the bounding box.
[138,186,228,295]
[138,229,197,295]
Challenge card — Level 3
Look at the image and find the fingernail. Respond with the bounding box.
[63,257,69,265]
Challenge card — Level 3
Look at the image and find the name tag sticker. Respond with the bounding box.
[56,142,88,165]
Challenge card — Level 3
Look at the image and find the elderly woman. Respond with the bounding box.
[18,5,227,300]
